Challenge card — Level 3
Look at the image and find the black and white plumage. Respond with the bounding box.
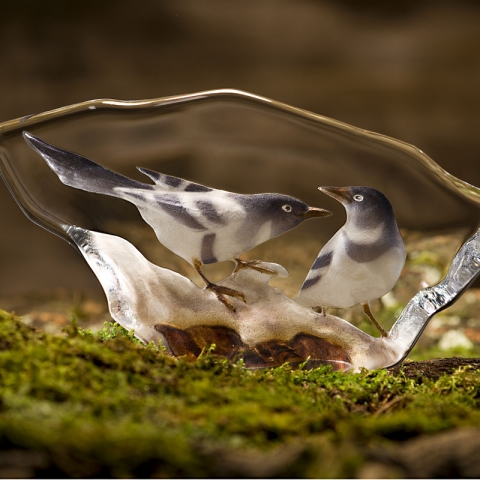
[24,132,331,311]
[296,186,406,337]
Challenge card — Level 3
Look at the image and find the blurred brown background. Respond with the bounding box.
[1,0,480,299]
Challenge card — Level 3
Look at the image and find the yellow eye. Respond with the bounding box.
[282,204,292,212]
[353,195,364,202]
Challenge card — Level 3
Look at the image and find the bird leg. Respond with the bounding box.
[233,258,278,276]
[362,303,388,338]
[194,259,246,312]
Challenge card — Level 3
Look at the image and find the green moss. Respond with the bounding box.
[0,309,479,477]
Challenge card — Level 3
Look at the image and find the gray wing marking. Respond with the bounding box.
[311,251,333,270]
[156,194,207,231]
[201,233,217,264]
[299,251,331,291]
[195,200,227,225]
[301,275,322,291]
[184,183,212,193]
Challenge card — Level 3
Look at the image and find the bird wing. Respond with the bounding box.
[300,250,334,291]
[115,188,246,234]
[154,193,211,231]
[137,167,213,193]
[115,189,211,231]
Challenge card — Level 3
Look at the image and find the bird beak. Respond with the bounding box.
[319,186,352,204]
[301,207,332,219]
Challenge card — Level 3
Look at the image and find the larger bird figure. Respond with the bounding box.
[296,186,406,337]
[24,132,331,312]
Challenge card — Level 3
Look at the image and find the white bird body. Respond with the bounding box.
[296,186,405,336]
[114,186,275,266]
[298,226,405,309]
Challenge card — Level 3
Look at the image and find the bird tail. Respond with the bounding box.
[23,132,149,197]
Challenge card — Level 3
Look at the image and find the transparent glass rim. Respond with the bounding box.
[1,88,479,207]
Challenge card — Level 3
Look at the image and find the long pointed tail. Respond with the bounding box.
[23,132,149,197]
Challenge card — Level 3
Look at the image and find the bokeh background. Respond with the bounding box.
[1,0,480,304]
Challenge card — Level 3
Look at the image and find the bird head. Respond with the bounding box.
[319,186,395,229]
[258,194,332,236]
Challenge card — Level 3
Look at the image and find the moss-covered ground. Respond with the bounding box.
[0,310,479,478]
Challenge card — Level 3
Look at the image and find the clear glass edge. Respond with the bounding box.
[387,228,480,367]
[1,88,479,205]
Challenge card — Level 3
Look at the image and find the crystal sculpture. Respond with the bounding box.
[1,89,479,371]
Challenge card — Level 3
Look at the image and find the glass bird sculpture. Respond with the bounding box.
[1,89,479,371]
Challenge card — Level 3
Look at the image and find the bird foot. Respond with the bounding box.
[193,258,246,312]
[205,283,246,312]
[362,304,388,338]
[233,258,278,276]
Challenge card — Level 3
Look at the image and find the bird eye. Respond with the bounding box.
[353,195,364,202]
[282,204,292,212]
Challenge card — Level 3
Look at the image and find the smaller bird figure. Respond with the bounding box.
[24,132,332,312]
[296,186,406,337]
